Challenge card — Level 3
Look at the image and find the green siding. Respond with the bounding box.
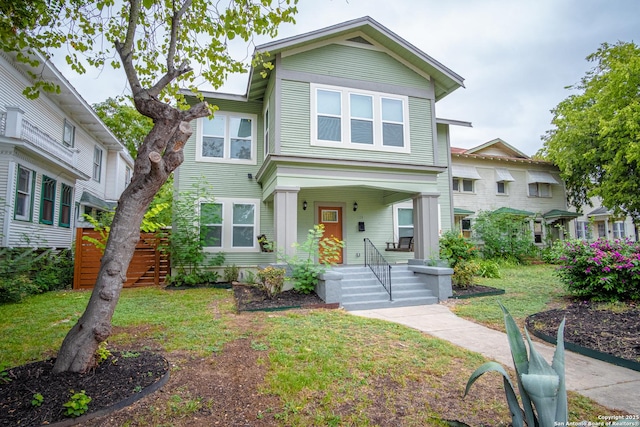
[282,44,427,89]
[297,187,414,265]
[278,80,435,165]
[436,123,452,233]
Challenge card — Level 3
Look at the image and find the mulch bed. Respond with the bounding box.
[452,284,505,299]
[0,351,168,427]
[526,302,640,364]
[233,283,339,311]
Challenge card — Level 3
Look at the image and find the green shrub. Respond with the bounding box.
[0,275,39,303]
[165,270,220,287]
[472,211,537,262]
[553,238,640,302]
[439,230,477,269]
[257,266,286,299]
[278,225,345,294]
[223,264,240,283]
[452,260,479,287]
[475,259,501,278]
[63,390,91,418]
[32,249,74,292]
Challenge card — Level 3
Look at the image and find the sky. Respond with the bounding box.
[55,0,640,156]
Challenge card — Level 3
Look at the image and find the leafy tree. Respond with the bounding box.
[472,211,536,262]
[1,0,298,373]
[93,97,153,158]
[540,41,640,222]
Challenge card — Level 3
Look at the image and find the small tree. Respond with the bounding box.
[0,0,299,373]
[169,180,224,280]
[472,211,536,262]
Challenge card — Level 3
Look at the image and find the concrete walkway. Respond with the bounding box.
[350,304,640,415]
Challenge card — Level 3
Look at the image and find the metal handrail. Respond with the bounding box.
[363,238,392,300]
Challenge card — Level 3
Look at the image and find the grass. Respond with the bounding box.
[0,273,620,425]
[451,263,566,330]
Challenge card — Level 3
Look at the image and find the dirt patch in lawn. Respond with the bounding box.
[1,292,635,426]
[233,283,338,311]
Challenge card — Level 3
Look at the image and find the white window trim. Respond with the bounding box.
[453,178,475,193]
[15,165,34,221]
[196,112,258,165]
[93,146,103,182]
[612,221,625,239]
[200,197,261,253]
[263,106,270,159]
[496,181,508,195]
[392,202,414,241]
[63,119,75,148]
[528,182,552,198]
[310,83,410,154]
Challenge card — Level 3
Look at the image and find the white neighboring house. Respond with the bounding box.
[450,139,579,246]
[571,197,638,242]
[0,51,134,248]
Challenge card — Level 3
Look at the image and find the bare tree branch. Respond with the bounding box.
[114,0,144,96]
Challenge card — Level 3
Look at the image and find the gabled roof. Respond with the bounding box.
[246,16,464,102]
[464,138,529,159]
[451,138,553,165]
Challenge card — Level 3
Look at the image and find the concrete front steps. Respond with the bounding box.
[334,265,438,311]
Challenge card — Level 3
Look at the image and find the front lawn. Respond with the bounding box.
[0,279,622,426]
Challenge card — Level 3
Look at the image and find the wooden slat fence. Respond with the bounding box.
[73,228,170,290]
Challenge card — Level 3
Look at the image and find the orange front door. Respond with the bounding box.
[318,206,343,264]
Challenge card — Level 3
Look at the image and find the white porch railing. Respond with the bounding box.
[2,114,77,167]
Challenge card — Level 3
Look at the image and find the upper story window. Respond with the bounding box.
[15,165,35,221]
[527,170,557,198]
[59,184,73,228]
[200,198,260,252]
[451,165,480,193]
[453,178,474,193]
[311,83,410,153]
[528,183,551,198]
[93,146,103,182]
[63,120,75,147]
[40,176,56,225]
[197,113,257,165]
[125,166,131,186]
[495,168,514,195]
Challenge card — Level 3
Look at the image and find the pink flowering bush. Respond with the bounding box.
[554,238,640,301]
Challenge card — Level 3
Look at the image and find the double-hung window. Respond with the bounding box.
[575,221,590,240]
[200,198,260,252]
[453,178,474,193]
[528,183,551,198]
[59,184,73,228]
[63,120,75,147]
[613,221,625,239]
[15,165,35,221]
[197,113,257,164]
[93,147,103,182]
[40,176,56,225]
[312,84,409,153]
[396,207,414,238]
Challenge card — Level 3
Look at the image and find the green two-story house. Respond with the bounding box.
[177,17,465,300]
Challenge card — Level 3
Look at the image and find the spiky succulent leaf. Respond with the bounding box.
[520,373,560,426]
[551,318,567,424]
[499,302,537,427]
[465,361,525,427]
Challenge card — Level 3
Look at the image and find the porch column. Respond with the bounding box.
[274,186,299,257]
[412,192,440,260]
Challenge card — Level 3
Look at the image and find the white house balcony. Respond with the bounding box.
[1,107,87,179]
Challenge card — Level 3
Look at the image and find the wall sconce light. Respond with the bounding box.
[247,173,253,180]
[303,201,308,211]
[353,202,358,212]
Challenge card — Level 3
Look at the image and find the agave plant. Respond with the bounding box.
[465,302,567,427]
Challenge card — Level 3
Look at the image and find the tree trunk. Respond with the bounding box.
[52,115,196,373]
